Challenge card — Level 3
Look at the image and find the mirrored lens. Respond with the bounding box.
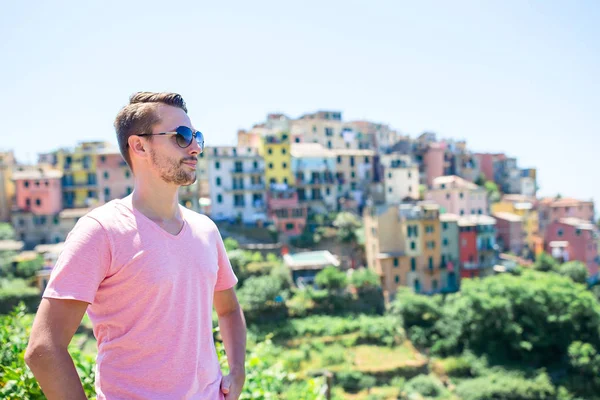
[175,126,193,148]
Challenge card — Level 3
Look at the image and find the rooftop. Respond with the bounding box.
[493,212,523,222]
[377,251,406,259]
[458,215,497,226]
[0,240,25,252]
[440,213,460,222]
[432,175,480,191]
[331,149,376,156]
[60,208,93,219]
[283,250,340,270]
[539,197,593,207]
[291,143,334,158]
[559,217,596,230]
[12,167,63,180]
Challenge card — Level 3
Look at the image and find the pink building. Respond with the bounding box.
[426,175,488,216]
[424,143,445,187]
[96,151,134,203]
[493,212,524,255]
[267,187,307,237]
[538,197,595,236]
[545,218,599,277]
[12,167,62,215]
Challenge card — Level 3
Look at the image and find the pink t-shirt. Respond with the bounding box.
[43,195,237,399]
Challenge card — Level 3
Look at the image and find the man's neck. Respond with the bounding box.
[131,178,181,222]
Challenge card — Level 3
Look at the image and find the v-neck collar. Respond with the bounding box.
[122,195,188,239]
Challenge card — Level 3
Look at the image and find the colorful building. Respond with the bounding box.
[379,154,419,203]
[493,212,524,255]
[208,146,266,223]
[426,175,488,216]
[332,149,376,211]
[538,197,595,237]
[52,141,114,208]
[423,143,445,187]
[266,186,307,237]
[261,134,294,186]
[0,151,16,222]
[290,143,337,214]
[491,195,541,257]
[364,202,448,300]
[12,166,63,215]
[458,215,497,278]
[95,150,133,204]
[440,213,460,291]
[545,218,599,277]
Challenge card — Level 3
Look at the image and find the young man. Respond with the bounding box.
[25,92,246,399]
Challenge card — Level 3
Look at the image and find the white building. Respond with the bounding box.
[380,154,419,204]
[208,146,267,223]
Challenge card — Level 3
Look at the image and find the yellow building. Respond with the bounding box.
[364,202,445,301]
[261,133,294,186]
[54,141,113,208]
[491,196,541,256]
[0,151,16,222]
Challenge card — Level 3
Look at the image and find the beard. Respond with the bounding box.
[149,148,196,186]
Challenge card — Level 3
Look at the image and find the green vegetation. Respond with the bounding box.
[3,237,600,399]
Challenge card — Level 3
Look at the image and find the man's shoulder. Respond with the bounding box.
[181,208,219,233]
[84,198,133,229]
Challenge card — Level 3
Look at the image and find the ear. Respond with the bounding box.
[128,135,149,159]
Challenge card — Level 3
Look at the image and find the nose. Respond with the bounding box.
[188,135,202,156]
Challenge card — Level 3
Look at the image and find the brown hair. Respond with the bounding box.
[114,92,188,170]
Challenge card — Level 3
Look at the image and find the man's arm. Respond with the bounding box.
[25,298,89,400]
[214,287,246,398]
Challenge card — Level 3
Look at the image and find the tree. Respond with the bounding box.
[0,223,15,241]
[349,267,380,289]
[558,261,589,284]
[315,266,347,291]
[434,270,600,365]
[533,251,559,273]
[15,256,44,279]
[223,237,239,252]
[332,212,362,243]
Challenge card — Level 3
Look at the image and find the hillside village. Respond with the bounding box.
[0,110,597,299]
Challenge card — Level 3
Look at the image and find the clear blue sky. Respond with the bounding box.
[1,1,598,204]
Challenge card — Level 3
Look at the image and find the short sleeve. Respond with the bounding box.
[43,216,112,304]
[214,228,238,292]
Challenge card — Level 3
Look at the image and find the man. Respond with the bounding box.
[25,92,246,399]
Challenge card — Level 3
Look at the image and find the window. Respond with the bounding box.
[411,241,416,250]
[253,161,258,169]
[443,238,448,246]
[443,222,448,230]
[282,162,287,169]
[478,209,482,215]
[429,257,433,270]
[286,223,295,231]
[432,280,438,291]
[268,148,273,155]
[283,177,288,184]
[216,177,221,186]
[411,258,416,271]
[408,172,412,178]
[388,172,392,179]
[364,157,369,163]
[327,141,332,149]
[460,192,464,199]
[53,216,59,225]
[394,258,399,267]
[350,156,355,167]
[441,184,446,189]
[126,186,132,194]
[576,229,581,236]
[104,187,110,198]
[395,275,400,284]
[388,187,392,193]
[35,181,40,187]
[88,190,94,198]
[25,198,31,206]
[460,209,465,216]
[325,187,330,196]
[217,194,223,204]
[104,171,109,179]
[213,148,218,156]
[125,170,131,178]
[351,171,355,178]
[35,198,41,206]
[446,193,450,200]
[337,156,342,164]
[269,163,273,169]
[557,229,563,237]
[24,181,29,188]
[100,156,106,163]
[282,148,287,155]
[215,161,220,170]
[45,181,49,187]
[325,127,333,137]
[296,138,300,143]
[312,125,317,133]
[414,279,420,292]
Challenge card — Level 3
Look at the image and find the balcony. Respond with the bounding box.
[231,168,264,175]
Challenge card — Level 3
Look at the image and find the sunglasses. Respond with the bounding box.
[138,126,204,151]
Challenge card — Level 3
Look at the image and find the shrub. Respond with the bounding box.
[320,345,347,367]
[335,370,376,393]
[455,371,555,400]
[558,261,589,284]
[315,266,347,291]
[0,279,40,314]
[402,374,446,398]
